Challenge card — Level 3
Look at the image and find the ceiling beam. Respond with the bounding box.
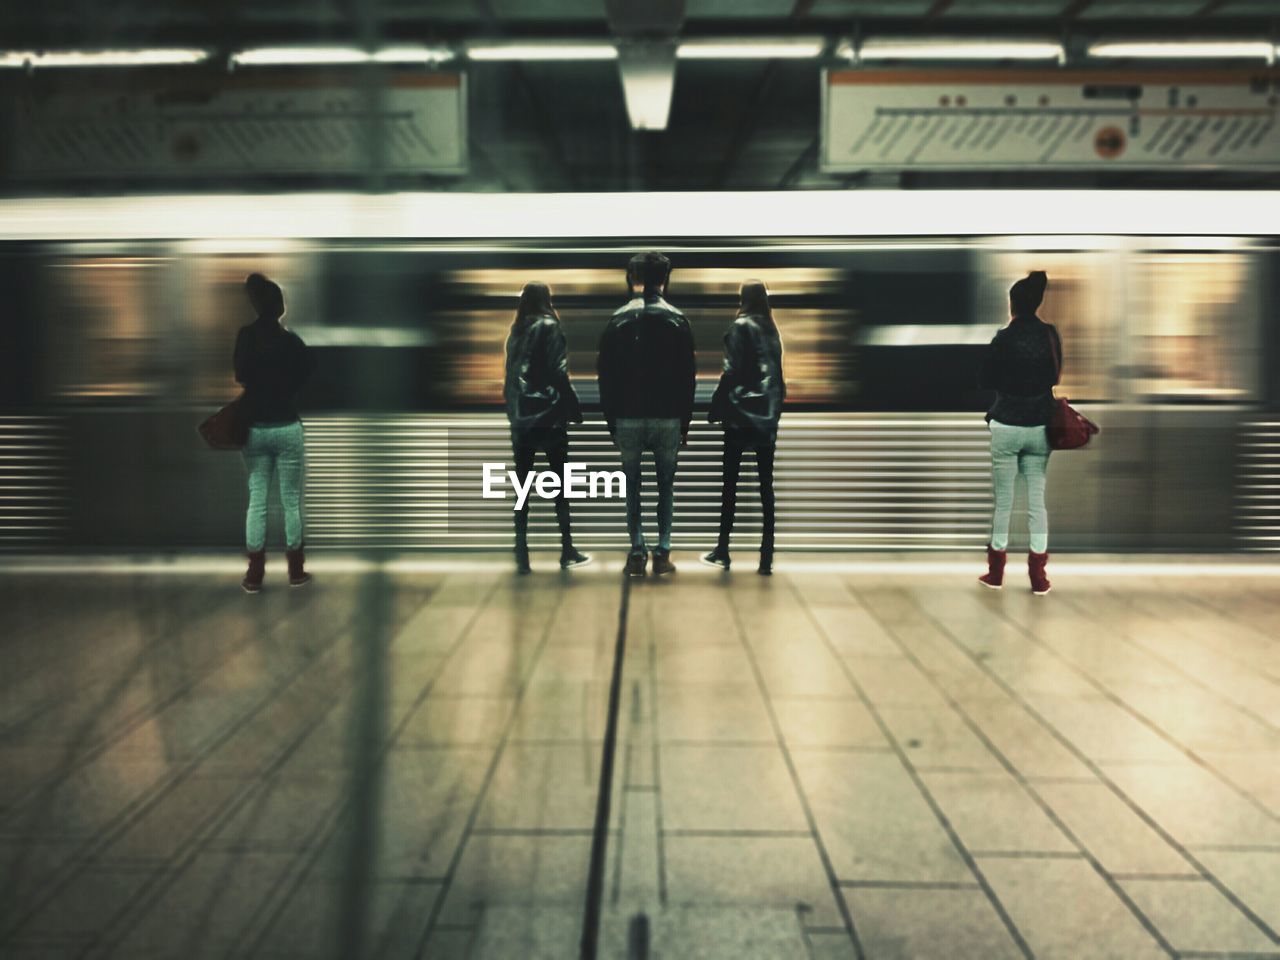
[776,137,817,189]
[468,0,577,188]
[1060,0,1096,19]
[712,61,781,189]
[604,0,685,36]
[8,16,1280,48]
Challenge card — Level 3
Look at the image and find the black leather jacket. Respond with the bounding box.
[979,315,1062,427]
[504,314,582,438]
[596,294,697,432]
[708,314,786,444]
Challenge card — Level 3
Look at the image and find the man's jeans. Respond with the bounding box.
[615,418,682,553]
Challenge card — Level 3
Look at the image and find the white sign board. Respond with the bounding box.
[10,73,467,178]
[822,69,1280,171]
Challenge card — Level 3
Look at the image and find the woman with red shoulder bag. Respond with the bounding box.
[234,274,316,593]
[977,271,1059,596]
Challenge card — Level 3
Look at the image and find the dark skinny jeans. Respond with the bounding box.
[512,428,572,549]
[717,432,776,555]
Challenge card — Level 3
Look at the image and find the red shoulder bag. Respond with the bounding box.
[1044,328,1099,451]
[198,394,249,451]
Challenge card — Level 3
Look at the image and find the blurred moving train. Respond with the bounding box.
[0,191,1276,553]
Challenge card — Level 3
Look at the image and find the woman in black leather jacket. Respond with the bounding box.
[504,282,591,573]
[701,280,786,575]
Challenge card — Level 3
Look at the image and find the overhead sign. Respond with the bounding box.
[9,72,467,179]
[822,69,1280,171]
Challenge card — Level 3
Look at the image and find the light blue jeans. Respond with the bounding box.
[243,421,305,552]
[988,420,1050,554]
[615,418,682,553]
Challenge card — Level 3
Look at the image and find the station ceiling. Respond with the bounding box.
[7,0,1280,33]
[5,0,1274,38]
[3,1,1280,192]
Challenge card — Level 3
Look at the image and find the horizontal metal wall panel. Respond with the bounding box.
[1236,419,1280,551]
[0,417,66,548]
[301,412,993,552]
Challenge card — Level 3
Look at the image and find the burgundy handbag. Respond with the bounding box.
[198,394,249,451]
[1043,328,1099,450]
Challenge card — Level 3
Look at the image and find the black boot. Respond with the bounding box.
[759,517,775,575]
[700,545,731,570]
[242,550,266,593]
[514,512,531,575]
[285,546,311,587]
[758,544,774,576]
[560,545,592,569]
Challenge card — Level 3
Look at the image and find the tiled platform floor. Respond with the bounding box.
[1,556,1278,959]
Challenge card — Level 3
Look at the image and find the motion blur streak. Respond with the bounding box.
[0,193,1274,553]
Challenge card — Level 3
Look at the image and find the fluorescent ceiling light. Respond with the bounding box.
[1087,39,1275,61]
[617,44,676,130]
[677,37,825,60]
[856,38,1064,61]
[233,47,366,65]
[371,45,455,64]
[465,42,617,62]
[0,48,210,68]
[232,45,452,66]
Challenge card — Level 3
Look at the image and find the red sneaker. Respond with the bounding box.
[242,551,266,593]
[1028,551,1051,595]
[978,545,1006,589]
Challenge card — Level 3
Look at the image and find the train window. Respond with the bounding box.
[42,257,171,400]
[1129,253,1260,402]
[978,252,1116,403]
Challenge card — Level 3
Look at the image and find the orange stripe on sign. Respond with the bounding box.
[828,68,1280,86]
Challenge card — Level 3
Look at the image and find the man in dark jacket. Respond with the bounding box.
[597,252,697,577]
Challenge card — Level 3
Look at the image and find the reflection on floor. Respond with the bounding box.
[1,557,1278,959]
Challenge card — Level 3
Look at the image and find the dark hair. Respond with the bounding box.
[513,281,558,329]
[738,279,776,333]
[245,272,285,321]
[627,251,671,296]
[1009,270,1047,317]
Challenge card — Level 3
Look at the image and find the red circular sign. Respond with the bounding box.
[1094,126,1126,160]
